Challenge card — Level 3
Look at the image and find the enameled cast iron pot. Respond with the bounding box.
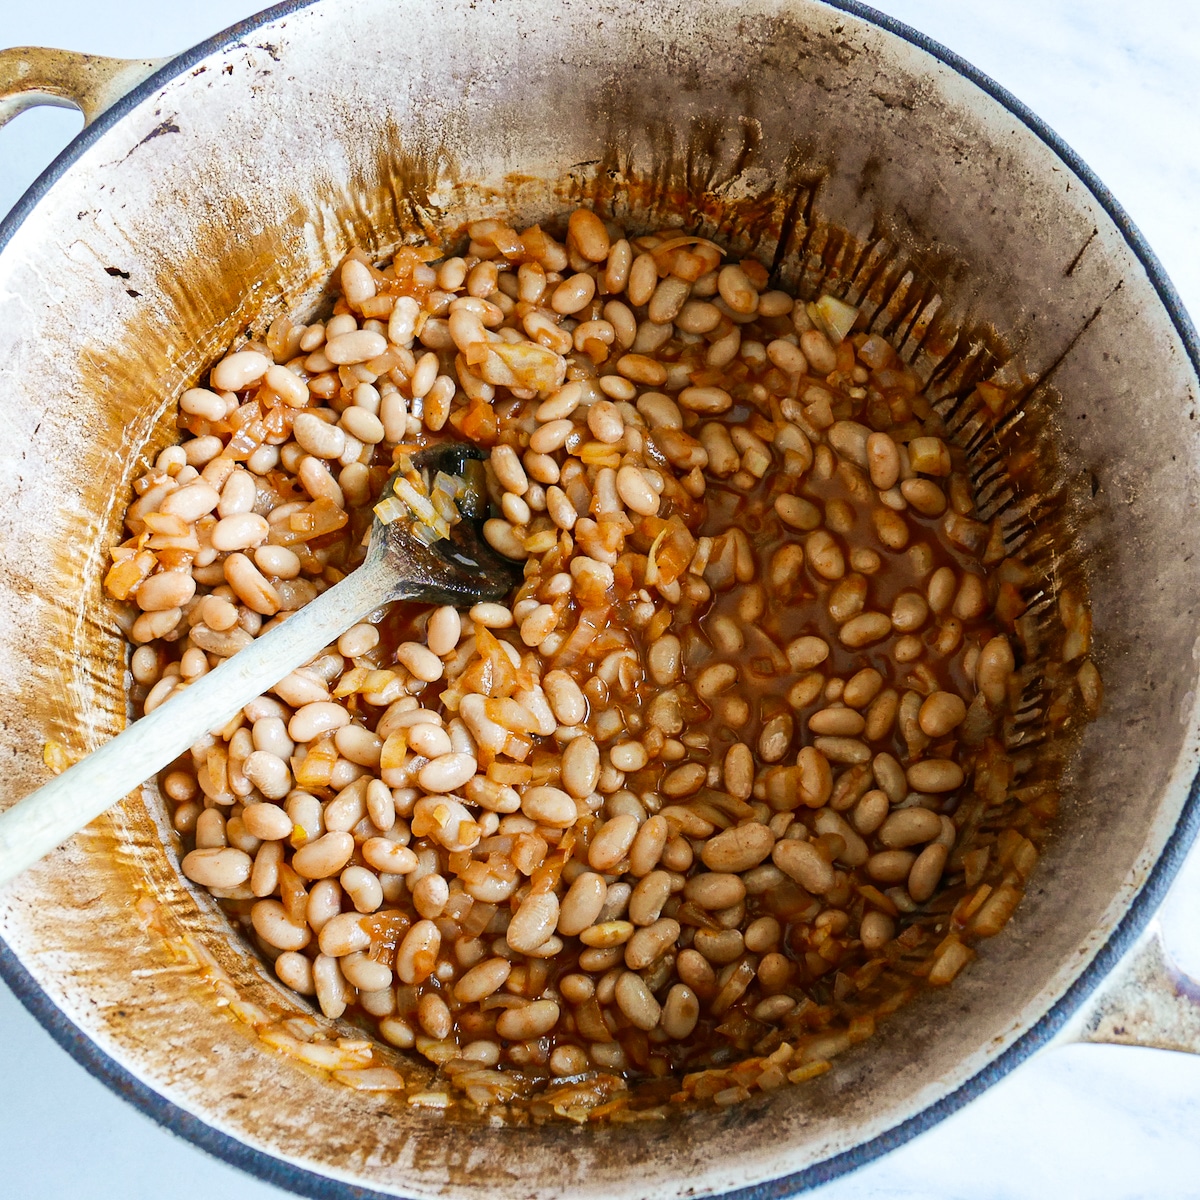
[2,1,1200,1196]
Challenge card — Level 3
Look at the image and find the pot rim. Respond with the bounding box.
[1,1,1199,1197]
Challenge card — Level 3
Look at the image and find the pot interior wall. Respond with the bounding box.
[0,0,1198,1196]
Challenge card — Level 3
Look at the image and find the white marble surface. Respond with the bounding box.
[1,1,1200,1196]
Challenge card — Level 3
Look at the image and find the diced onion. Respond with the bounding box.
[814,294,859,344]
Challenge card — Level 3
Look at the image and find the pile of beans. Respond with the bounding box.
[106,207,1098,1118]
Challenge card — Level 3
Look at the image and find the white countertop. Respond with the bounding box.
[1,1,1199,1196]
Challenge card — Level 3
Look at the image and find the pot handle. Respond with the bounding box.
[0,46,169,129]
[1064,920,1200,1054]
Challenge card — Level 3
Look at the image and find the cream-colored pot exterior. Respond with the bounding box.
[0,0,1199,1196]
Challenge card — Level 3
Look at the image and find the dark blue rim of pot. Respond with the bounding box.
[2,1,1199,1197]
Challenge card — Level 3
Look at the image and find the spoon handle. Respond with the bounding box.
[0,549,396,888]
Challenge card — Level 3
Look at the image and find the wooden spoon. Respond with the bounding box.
[0,443,522,886]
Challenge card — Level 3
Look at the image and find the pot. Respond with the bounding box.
[1,1,1199,1196]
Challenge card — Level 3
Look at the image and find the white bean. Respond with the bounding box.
[325,329,387,364]
[418,753,478,793]
[396,641,444,682]
[426,606,461,656]
[616,465,660,516]
[181,847,251,889]
[211,512,269,551]
[288,701,351,743]
[521,785,578,826]
[211,350,270,391]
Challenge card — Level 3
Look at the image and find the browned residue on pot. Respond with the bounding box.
[20,103,1094,1170]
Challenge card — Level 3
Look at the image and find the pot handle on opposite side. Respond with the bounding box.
[1062,919,1200,1054]
[0,46,169,129]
